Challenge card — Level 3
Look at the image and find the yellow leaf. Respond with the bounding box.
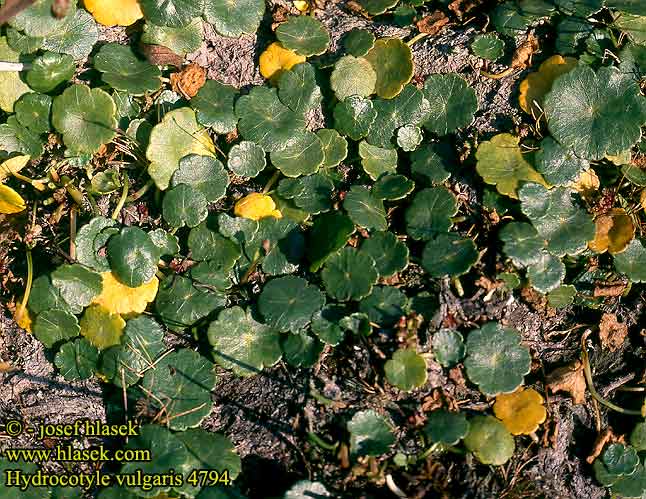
[640,189,646,211]
[92,272,159,316]
[294,0,309,12]
[14,307,32,333]
[0,184,26,214]
[259,42,306,81]
[518,55,577,117]
[588,208,635,255]
[234,192,283,221]
[80,304,125,350]
[84,0,144,26]
[571,168,600,197]
[0,155,30,182]
[493,387,546,435]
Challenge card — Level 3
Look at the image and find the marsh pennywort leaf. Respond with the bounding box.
[589,208,635,255]
[80,304,126,350]
[358,0,399,14]
[422,74,478,135]
[333,95,377,141]
[84,0,143,26]
[279,174,334,214]
[10,0,76,37]
[372,174,415,201]
[236,87,304,152]
[52,84,117,155]
[33,309,80,348]
[92,272,159,316]
[258,42,306,81]
[603,444,640,476]
[343,28,375,56]
[340,312,372,336]
[0,38,31,113]
[475,133,547,199]
[317,129,348,168]
[385,349,427,391]
[359,141,397,180]
[360,231,409,278]
[41,10,99,60]
[365,38,413,99]
[534,136,589,186]
[107,227,160,288]
[15,93,51,134]
[527,252,565,293]
[142,348,215,430]
[276,15,330,56]
[519,183,595,256]
[359,286,408,326]
[227,141,266,178]
[424,410,469,445]
[54,338,98,380]
[171,154,229,203]
[465,322,530,396]
[278,62,322,115]
[547,285,576,308]
[464,415,515,465]
[432,329,465,367]
[28,275,72,316]
[162,184,208,229]
[94,43,162,95]
[139,0,203,27]
[100,316,165,387]
[208,306,281,376]
[544,65,646,160]
[188,221,241,262]
[141,18,203,56]
[6,27,42,54]
[494,388,547,435]
[147,107,215,190]
[348,410,395,457]
[405,187,457,240]
[281,331,324,367]
[344,185,387,231]
[311,305,347,346]
[471,33,504,61]
[410,143,452,184]
[190,79,238,134]
[75,217,117,272]
[25,51,74,93]
[204,0,264,37]
[614,238,646,282]
[51,264,103,314]
[307,212,355,272]
[518,55,577,116]
[422,233,478,278]
[499,222,544,267]
[330,55,376,100]
[258,276,325,332]
[396,124,422,152]
[270,131,324,177]
[321,247,378,301]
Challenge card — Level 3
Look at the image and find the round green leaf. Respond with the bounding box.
[147,107,215,190]
[359,141,397,180]
[527,251,566,294]
[534,137,589,186]
[33,309,80,348]
[155,275,225,331]
[139,0,204,28]
[278,174,334,214]
[14,93,51,134]
[227,141,266,177]
[204,0,264,37]
[344,185,387,231]
[348,410,395,457]
[432,329,465,367]
[544,65,646,160]
[28,275,72,316]
[424,410,469,445]
[54,338,98,381]
[107,227,160,288]
[75,216,118,272]
[471,33,504,61]
[307,212,355,272]
[142,18,203,56]
[422,233,478,277]
[6,27,42,54]
[321,247,378,301]
[359,286,408,326]
[311,305,346,346]
[270,131,324,177]
[25,51,74,93]
[330,55,376,100]
[52,84,116,154]
[396,124,422,151]
[41,10,98,60]
[142,348,216,430]
[188,220,241,263]
[208,306,281,376]
[9,0,76,37]
[622,163,646,187]
[163,184,208,228]
[235,86,304,153]
[405,187,457,240]
[410,143,452,184]
[317,129,348,168]
[372,174,415,201]
[100,316,165,388]
[94,43,162,95]
[191,79,238,134]
[385,348,427,391]
[0,116,43,156]
[278,62,322,115]
[360,231,409,278]
[603,444,639,476]
[630,422,646,451]
[614,238,646,282]
[499,222,544,267]
[343,28,375,56]
[547,285,576,308]
[258,276,325,332]
[333,95,376,141]
[464,322,531,396]
[464,415,515,465]
[281,331,324,368]
[365,38,413,99]
[171,154,229,202]
[51,264,103,314]
[149,229,180,257]
[276,16,330,57]
[358,0,399,14]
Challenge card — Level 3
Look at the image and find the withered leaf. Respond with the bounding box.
[598,312,628,352]
[546,360,586,405]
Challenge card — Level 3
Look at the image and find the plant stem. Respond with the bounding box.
[15,249,33,326]
[112,174,129,220]
[240,250,261,285]
[307,432,338,451]
[263,170,281,194]
[126,178,154,202]
[69,207,77,261]
[407,32,429,47]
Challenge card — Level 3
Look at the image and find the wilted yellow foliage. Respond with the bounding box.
[294,0,309,12]
[493,387,546,435]
[84,0,144,26]
[518,55,577,117]
[92,272,159,316]
[80,304,125,350]
[0,184,26,214]
[589,208,635,255]
[0,155,30,182]
[234,192,282,221]
[14,307,32,333]
[259,42,306,81]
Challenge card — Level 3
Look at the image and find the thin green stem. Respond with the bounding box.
[126,179,154,203]
[112,175,130,220]
[263,170,281,194]
[407,32,429,47]
[307,432,338,452]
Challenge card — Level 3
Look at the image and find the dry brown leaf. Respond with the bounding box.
[594,282,628,297]
[141,44,184,68]
[586,428,622,464]
[416,11,449,36]
[572,169,600,198]
[170,63,207,99]
[447,0,480,18]
[588,208,635,255]
[546,360,587,405]
[598,312,628,352]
